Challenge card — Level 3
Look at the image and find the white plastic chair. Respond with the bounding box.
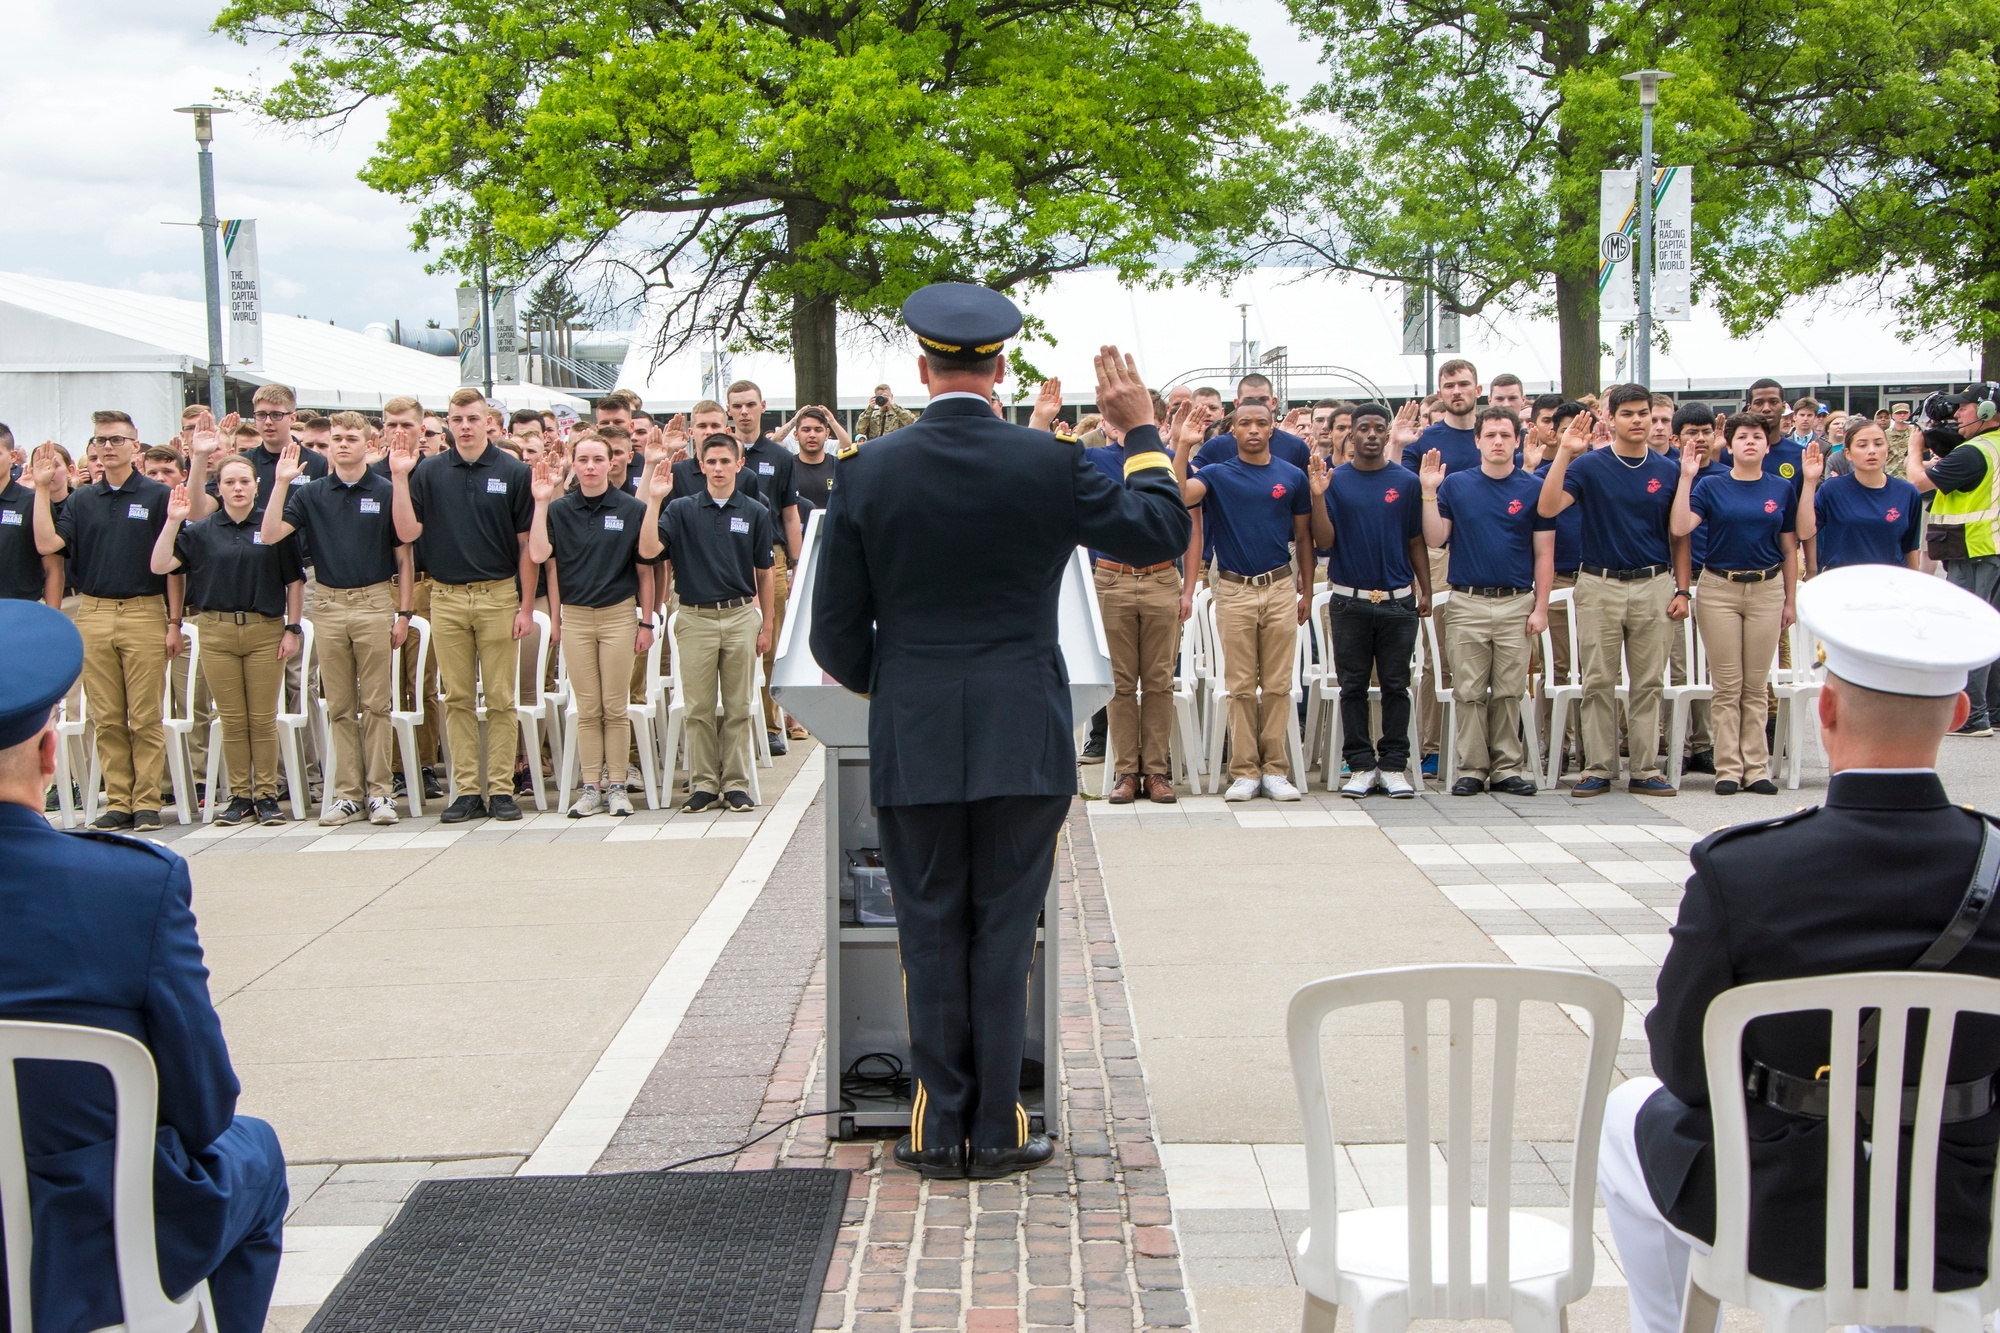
[160,622,202,828]
[513,609,559,812]
[660,610,688,802]
[0,1020,217,1333]
[388,614,432,817]
[1288,965,1624,1333]
[272,618,315,819]
[557,629,666,811]
[1682,972,2000,1333]
[1417,591,1460,789]
[1661,605,1713,790]
[1539,589,1582,789]
[52,687,94,829]
[1170,612,1206,793]
[1303,589,1334,773]
[1771,621,1825,790]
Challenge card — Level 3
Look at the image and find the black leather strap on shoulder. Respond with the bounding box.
[1855,815,2000,1067]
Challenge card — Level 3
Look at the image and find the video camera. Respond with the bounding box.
[1922,383,2000,427]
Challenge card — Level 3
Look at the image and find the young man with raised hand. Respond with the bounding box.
[1422,405,1553,796]
[1536,384,1690,798]
[724,380,804,754]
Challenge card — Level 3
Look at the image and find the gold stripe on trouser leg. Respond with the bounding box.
[912,1082,925,1152]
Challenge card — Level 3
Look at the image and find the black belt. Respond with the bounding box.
[1451,584,1533,598]
[685,595,755,610]
[1580,563,1671,581]
[197,610,279,625]
[1707,565,1782,584]
[1746,1063,1997,1126]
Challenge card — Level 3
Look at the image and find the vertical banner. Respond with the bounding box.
[1401,283,1426,356]
[1652,166,1692,321]
[222,219,263,374]
[1598,170,1637,321]
[455,286,483,386]
[1437,306,1461,353]
[491,286,521,383]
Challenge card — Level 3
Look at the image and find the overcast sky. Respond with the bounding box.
[2,0,1322,335]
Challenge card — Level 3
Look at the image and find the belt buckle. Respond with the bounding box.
[1368,590,1385,604]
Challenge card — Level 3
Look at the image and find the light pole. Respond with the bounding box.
[1619,69,1673,389]
[174,104,231,415]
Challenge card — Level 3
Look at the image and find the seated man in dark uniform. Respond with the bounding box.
[0,600,287,1333]
[1598,563,2000,1333]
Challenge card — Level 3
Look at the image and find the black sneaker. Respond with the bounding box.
[91,809,134,830]
[214,796,257,827]
[131,809,162,831]
[723,790,755,812]
[439,794,486,824]
[421,767,446,800]
[1951,721,1994,738]
[682,791,720,814]
[255,797,286,826]
[1684,750,1716,775]
[1715,779,1739,795]
[1745,778,1780,796]
[1491,775,1538,797]
[392,772,408,798]
[1080,738,1106,763]
[1450,776,1486,796]
[767,731,788,757]
[487,793,523,821]
[512,769,535,798]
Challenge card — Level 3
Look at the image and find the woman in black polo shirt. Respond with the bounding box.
[151,454,305,825]
[527,438,654,818]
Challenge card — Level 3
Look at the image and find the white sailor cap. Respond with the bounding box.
[1797,564,2000,697]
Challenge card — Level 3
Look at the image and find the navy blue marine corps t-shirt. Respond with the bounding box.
[1436,468,1555,589]
[1812,473,1921,570]
[1324,461,1423,592]
[1401,420,1478,476]
[1196,427,1311,474]
[1533,461,1583,573]
[1689,472,1796,572]
[1560,447,1679,571]
[1200,455,1309,576]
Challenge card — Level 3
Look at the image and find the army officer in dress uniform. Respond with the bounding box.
[1598,563,2000,1333]
[811,284,1191,1180]
[0,600,288,1333]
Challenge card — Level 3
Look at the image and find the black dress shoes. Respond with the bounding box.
[892,1135,966,1179]
[969,1133,1056,1179]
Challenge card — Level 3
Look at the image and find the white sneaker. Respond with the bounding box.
[606,788,634,817]
[318,799,361,827]
[1380,770,1416,799]
[568,785,603,819]
[1262,774,1303,802]
[367,798,399,826]
[1340,768,1380,799]
[625,764,646,793]
[1223,777,1261,802]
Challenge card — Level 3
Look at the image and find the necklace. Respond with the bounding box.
[1611,447,1649,470]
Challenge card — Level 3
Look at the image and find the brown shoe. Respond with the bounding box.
[1107,773,1140,804]
[1143,773,1177,803]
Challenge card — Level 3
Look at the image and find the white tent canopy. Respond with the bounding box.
[615,266,1978,413]
[0,272,588,448]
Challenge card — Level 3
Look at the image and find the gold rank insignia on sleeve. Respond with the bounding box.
[836,444,859,460]
[1054,430,1079,445]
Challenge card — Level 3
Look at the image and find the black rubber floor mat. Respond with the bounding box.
[304,1168,848,1332]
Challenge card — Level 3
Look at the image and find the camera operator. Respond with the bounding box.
[854,384,916,442]
[1910,383,2000,735]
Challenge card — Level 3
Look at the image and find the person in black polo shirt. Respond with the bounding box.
[391,387,536,823]
[1,437,62,605]
[32,415,183,830]
[528,437,655,818]
[724,380,802,755]
[1421,406,1553,797]
[262,416,414,827]
[151,455,305,826]
[640,433,774,812]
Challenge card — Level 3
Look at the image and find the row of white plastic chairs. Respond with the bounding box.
[14,962,1997,1333]
[48,609,772,829]
[1093,582,1828,797]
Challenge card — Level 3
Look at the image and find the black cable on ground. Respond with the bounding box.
[656,1109,828,1172]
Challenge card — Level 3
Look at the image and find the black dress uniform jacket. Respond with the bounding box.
[1638,769,2000,1290]
[810,398,1190,807]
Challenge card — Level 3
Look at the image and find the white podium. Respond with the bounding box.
[772,511,1112,1138]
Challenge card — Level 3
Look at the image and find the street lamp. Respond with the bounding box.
[174,104,231,415]
[1619,70,1673,389]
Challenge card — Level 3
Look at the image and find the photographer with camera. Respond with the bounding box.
[1910,382,2000,734]
[855,384,917,442]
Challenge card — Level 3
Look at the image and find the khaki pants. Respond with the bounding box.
[1093,564,1181,776]
[1419,546,1453,755]
[1694,572,1785,785]
[75,595,168,816]
[562,599,639,787]
[199,612,286,801]
[1445,591,1533,782]
[677,602,761,797]
[760,548,790,733]
[1215,576,1296,780]
[398,576,440,776]
[431,578,522,798]
[1575,571,1675,782]
[313,581,396,803]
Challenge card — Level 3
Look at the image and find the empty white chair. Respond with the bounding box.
[1682,971,2000,1333]
[1288,964,1624,1333]
[1417,591,1460,789]
[0,1019,217,1333]
[51,687,93,830]
[1170,612,1206,793]
[1771,620,1826,790]
[1539,588,1582,789]
[160,622,202,828]
[387,615,433,817]
[512,609,559,812]
[272,619,316,819]
[1661,605,1714,790]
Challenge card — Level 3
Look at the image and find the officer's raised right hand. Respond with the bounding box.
[1093,346,1154,434]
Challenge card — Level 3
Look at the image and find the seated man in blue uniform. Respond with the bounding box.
[0,600,287,1333]
[811,284,1191,1180]
[1598,563,2000,1333]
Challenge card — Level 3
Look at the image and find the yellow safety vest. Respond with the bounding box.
[1930,437,2000,558]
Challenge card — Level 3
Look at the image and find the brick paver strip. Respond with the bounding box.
[744,797,1192,1331]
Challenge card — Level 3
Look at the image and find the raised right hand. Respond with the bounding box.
[1389,401,1422,451]
[275,442,302,487]
[1093,346,1154,434]
[167,483,191,522]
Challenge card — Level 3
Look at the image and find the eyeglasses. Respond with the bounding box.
[252,410,294,421]
[88,435,137,447]
[422,428,445,438]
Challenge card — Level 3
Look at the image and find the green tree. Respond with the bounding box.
[1268,0,1791,395]
[215,0,1285,405]
[523,274,587,329]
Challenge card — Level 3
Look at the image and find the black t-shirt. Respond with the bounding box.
[658,488,775,604]
[0,480,47,601]
[1927,436,1991,493]
[741,437,797,523]
[545,487,648,608]
[281,469,402,589]
[792,455,837,519]
[406,444,534,585]
[173,508,305,617]
[52,472,172,600]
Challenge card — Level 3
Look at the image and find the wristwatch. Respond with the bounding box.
[395,610,414,620]
[284,622,304,635]
[1669,589,1690,602]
